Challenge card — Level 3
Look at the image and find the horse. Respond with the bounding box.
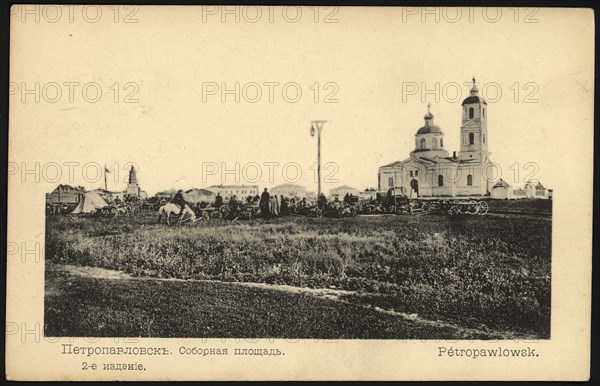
[157,203,196,225]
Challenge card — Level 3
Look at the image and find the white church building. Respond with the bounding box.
[378,78,495,198]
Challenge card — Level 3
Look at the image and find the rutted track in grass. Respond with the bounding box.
[48,263,532,339]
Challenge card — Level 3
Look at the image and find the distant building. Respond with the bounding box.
[184,188,215,203]
[156,189,177,200]
[512,187,527,198]
[358,188,378,201]
[46,184,84,204]
[524,179,549,199]
[270,183,306,198]
[511,179,552,200]
[206,184,259,200]
[125,166,148,199]
[329,185,360,199]
[90,188,125,203]
[491,179,512,200]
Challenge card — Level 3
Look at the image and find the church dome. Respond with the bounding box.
[411,103,449,159]
[461,95,487,106]
[416,104,443,135]
[417,124,443,135]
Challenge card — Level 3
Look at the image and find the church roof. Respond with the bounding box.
[380,160,404,168]
[493,179,511,188]
[416,125,443,135]
[461,95,487,106]
[380,155,460,170]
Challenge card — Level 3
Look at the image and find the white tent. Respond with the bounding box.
[71,191,108,214]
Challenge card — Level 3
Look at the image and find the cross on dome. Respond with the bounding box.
[470,77,479,96]
[424,102,434,123]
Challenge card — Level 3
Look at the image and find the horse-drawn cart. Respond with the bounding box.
[421,199,489,215]
[192,205,222,220]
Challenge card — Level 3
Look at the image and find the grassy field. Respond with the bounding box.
[46,263,498,339]
[45,200,551,339]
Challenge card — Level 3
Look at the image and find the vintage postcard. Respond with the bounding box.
[6,5,593,381]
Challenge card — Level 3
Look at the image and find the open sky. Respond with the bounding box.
[10,7,594,195]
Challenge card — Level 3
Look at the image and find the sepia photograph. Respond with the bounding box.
[6,4,593,381]
[43,81,553,340]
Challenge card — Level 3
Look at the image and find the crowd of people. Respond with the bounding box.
[258,188,291,218]
[164,188,362,220]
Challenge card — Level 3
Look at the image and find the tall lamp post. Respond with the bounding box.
[310,120,327,199]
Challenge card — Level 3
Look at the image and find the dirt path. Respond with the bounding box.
[50,263,536,340]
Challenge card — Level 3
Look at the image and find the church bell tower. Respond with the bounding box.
[126,166,140,197]
[458,78,489,162]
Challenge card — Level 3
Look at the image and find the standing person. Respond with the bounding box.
[280,195,289,217]
[214,192,223,208]
[270,195,278,217]
[318,193,327,210]
[228,195,238,218]
[259,188,271,219]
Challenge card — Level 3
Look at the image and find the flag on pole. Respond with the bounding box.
[104,165,110,191]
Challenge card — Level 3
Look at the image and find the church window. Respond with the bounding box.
[420,138,426,149]
[410,171,413,177]
[483,134,485,143]
[469,133,475,145]
[469,107,474,119]
[440,139,443,147]
[467,175,473,186]
[438,175,444,187]
[483,108,485,118]
[388,177,394,188]
[415,170,419,177]
[432,138,438,149]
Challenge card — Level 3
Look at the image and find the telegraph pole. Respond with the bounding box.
[310,120,327,198]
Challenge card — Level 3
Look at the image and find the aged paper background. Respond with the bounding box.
[6,6,593,381]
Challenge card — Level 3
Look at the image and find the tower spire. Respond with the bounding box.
[470,77,478,96]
